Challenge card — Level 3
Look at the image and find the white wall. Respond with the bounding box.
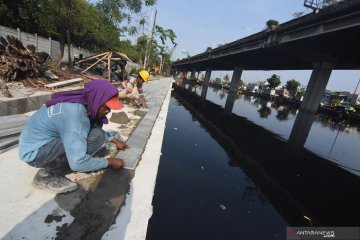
[0,25,93,62]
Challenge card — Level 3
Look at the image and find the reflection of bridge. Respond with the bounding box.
[172,0,360,149]
[173,87,360,227]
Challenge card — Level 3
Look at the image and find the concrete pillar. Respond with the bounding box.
[34,33,38,51]
[190,70,196,79]
[17,28,21,40]
[71,44,74,59]
[224,67,243,114]
[286,110,316,153]
[201,68,212,100]
[300,62,334,113]
[49,37,52,55]
[287,62,334,151]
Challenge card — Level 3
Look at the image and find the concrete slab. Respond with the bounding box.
[0,77,173,239]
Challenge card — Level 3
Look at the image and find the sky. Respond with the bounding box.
[137,0,360,93]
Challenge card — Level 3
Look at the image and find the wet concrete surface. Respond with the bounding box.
[55,79,172,239]
[110,111,131,124]
[55,169,133,240]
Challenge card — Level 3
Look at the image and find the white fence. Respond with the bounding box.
[0,25,93,62]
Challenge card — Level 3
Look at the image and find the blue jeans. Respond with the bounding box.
[27,128,105,172]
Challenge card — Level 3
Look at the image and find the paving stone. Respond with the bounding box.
[118,78,172,170]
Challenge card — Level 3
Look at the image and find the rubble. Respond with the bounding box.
[0,35,41,84]
[0,35,90,98]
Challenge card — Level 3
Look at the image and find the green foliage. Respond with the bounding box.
[331,98,341,107]
[266,19,279,28]
[352,104,360,113]
[1,0,177,75]
[215,78,221,84]
[95,0,156,29]
[285,79,300,97]
[129,66,139,76]
[155,25,177,45]
[0,0,44,35]
[161,52,172,75]
[267,74,281,89]
[205,47,212,52]
[0,0,157,53]
[239,79,244,87]
[143,24,177,71]
[223,74,230,83]
[117,40,139,63]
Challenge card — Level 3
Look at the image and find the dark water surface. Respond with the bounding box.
[146,86,360,240]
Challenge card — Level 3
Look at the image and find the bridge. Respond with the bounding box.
[172,0,360,150]
[173,0,360,71]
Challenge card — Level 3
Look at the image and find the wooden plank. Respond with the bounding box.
[76,52,108,64]
[84,74,103,80]
[44,78,83,89]
[108,52,112,81]
[80,53,109,73]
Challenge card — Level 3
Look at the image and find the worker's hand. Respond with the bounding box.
[138,97,148,108]
[108,158,125,169]
[112,138,128,151]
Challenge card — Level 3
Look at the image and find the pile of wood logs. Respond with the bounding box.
[0,35,41,83]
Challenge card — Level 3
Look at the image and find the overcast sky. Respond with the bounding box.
[138,0,360,93]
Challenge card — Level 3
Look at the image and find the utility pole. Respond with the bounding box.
[353,78,360,94]
[143,8,157,70]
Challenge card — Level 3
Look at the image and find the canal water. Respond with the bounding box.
[146,85,360,240]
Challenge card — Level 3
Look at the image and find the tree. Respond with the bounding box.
[286,79,300,98]
[205,47,212,53]
[0,0,43,35]
[258,105,271,119]
[219,90,226,99]
[38,0,83,68]
[258,81,267,93]
[145,25,177,70]
[267,74,281,89]
[95,0,156,36]
[136,35,149,65]
[155,25,176,45]
[331,98,341,107]
[223,74,230,84]
[276,107,290,121]
[266,19,279,30]
[238,79,245,88]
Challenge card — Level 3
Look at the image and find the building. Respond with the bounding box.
[350,93,360,105]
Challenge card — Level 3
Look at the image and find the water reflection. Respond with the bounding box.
[258,104,272,119]
[186,84,360,176]
[171,87,360,227]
